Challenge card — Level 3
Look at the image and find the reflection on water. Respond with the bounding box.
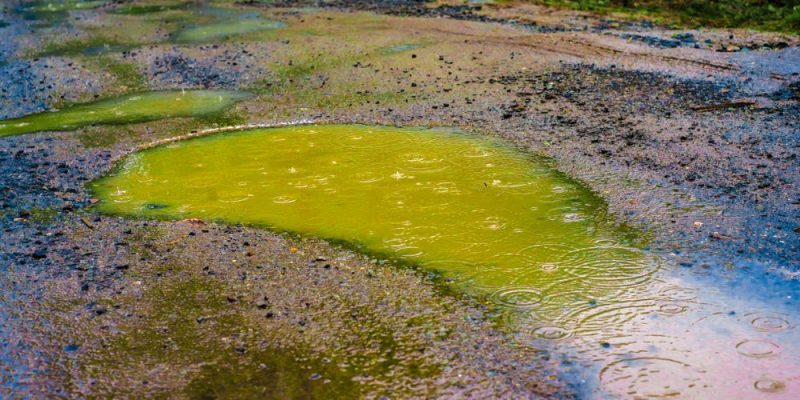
[91,124,800,398]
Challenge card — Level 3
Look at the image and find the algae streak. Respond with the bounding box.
[0,90,250,137]
[173,19,286,43]
[24,0,106,13]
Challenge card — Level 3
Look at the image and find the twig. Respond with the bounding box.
[80,217,95,230]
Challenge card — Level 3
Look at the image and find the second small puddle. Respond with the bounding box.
[0,90,249,137]
[91,124,800,398]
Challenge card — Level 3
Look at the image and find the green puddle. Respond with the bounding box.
[92,125,658,329]
[173,19,286,43]
[23,0,106,13]
[109,3,189,15]
[0,90,250,137]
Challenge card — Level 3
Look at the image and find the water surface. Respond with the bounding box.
[91,124,800,398]
[93,124,651,308]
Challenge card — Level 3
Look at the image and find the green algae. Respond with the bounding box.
[36,37,137,57]
[184,348,363,400]
[173,19,287,43]
[28,207,59,224]
[97,56,147,91]
[92,125,659,328]
[81,266,363,399]
[0,90,250,137]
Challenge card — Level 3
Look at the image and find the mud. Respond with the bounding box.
[1,0,799,398]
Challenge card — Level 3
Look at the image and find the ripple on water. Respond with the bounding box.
[530,326,573,341]
[658,303,688,315]
[462,146,492,158]
[272,196,296,204]
[660,287,699,302]
[563,300,660,335]
[561,246,660,289]
[353,171,385,184]
[741,313,793,333]
[401,152,448,173]
[490,287,543,310]
[562,212,585,223]
[599,357,703,399]
[432,181,460,195]
[486,171,540,195]
[736,340,781,359]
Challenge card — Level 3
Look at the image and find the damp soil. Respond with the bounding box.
[1,0,799,399]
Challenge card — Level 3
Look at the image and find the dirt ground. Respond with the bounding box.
[1,0,798,398]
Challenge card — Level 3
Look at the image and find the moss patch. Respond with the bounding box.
[28,207,59,224]
[533,0,800,33]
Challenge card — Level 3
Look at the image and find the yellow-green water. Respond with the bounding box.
[0,90,250,137]
[92,124,659,325]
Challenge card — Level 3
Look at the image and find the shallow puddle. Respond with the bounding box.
[93,124,649,307]
[0,90,249,137]
[109,3,189,15]
[91,125,800,398]
[172,19,286,43]
[23,0,106,13]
